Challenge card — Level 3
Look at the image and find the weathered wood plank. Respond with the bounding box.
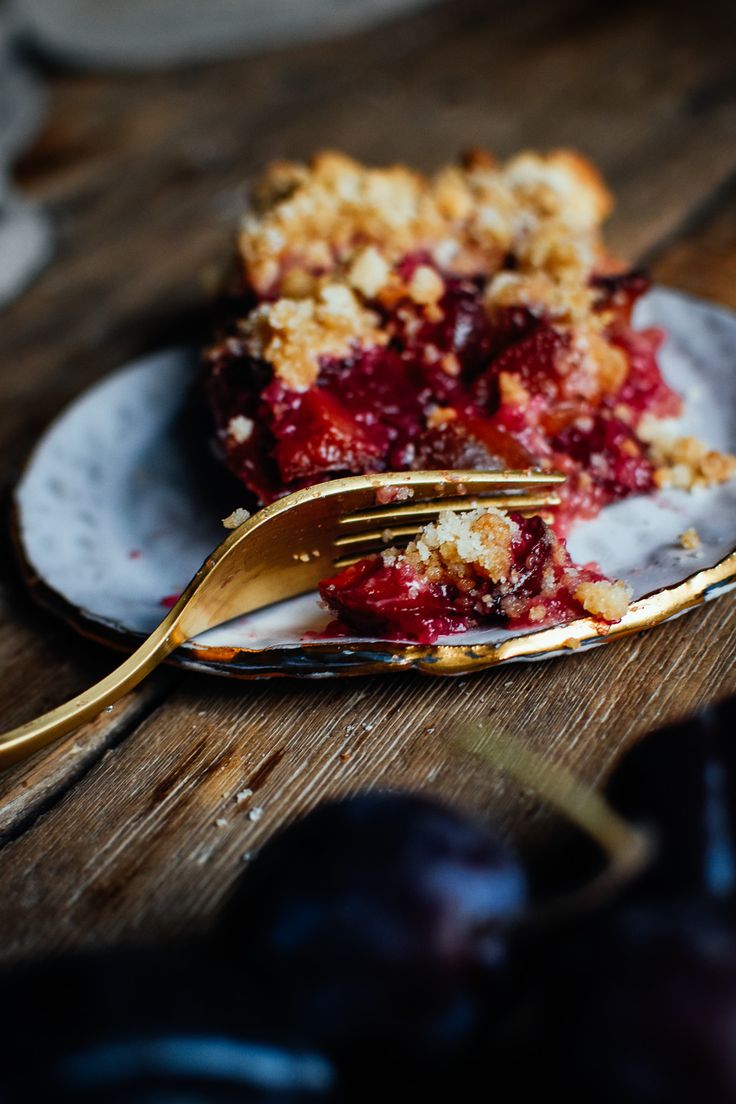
[650,179,736,309]
[0,586,733,961]
[0,531,177,836]
[0,674,173,844]
[0,0,734,961]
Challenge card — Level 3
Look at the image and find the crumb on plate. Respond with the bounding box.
[679,526,702,551]
[222,506,251,529]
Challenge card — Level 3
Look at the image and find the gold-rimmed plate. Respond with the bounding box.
[13,287,736,678]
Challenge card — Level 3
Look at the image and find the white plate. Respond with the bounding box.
[12,0,441,68]
[13,287,736,678]
[0,26,51,309]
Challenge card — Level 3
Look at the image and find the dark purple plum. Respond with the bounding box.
[501,900,736,1104]
[216,792,526,1079]
[606,696,736,902]
[0,947,335,1103]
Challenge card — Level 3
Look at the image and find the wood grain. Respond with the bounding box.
[650,178,736,310]
[0,584,734,960]
[0,0,734,961]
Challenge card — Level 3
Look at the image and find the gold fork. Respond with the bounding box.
[1,468,563,768]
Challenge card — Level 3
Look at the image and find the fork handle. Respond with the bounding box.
[0,614,184,769]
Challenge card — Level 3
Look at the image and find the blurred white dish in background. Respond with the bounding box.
[0,19,45,162]
[10,0,442,68]
[0,184,52,308]
[0,13,51,309]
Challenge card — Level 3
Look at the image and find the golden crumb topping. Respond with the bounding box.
[484,269,597,325]
[679,527,702,551]
[238,148,612,298]
[502,151,612,230]
[227,414,254,443]
[224,148,624,397]
[498,371,531,408]
[638,418,736,490]
[347,246,391,298]
[425,405,459,428]
[379,506,630,626]
[240,282,386,390]
[222,506,251,529]
[389,507,517,588]
[407,265,446,305]
[574,579,631,621]
[570,328,629,398]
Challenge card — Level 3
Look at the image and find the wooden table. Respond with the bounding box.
[1,0,735,962]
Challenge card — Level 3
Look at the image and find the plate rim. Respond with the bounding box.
[10,502,736,678]
[11,287,736,680]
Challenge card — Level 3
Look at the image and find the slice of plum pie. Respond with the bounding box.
[205,149,735,643]
[319,506,631,645]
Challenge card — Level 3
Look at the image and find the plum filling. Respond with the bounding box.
[319,509,630,645]
[204,150,734,642]
[206,264,679,533]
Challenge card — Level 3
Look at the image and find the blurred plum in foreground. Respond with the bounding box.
[606,696,736,902]
[0,948,335,1103]
[504,900,736,1104]
[217,791,527,1078]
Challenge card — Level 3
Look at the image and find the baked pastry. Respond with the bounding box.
[204,149,734,640]
[320,506,630,644]
[206,149,733,528]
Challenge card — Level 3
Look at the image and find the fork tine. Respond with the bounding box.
[331,488,561,568]
[332,515,560,568]
[332,509,559,570]
[337,468,563,522]
[337,490,561,533]
[0,468,567,767]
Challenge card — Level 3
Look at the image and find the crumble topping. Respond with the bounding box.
[425,406,459,428]
[639,417,736,490]
[407,265,445,306]
[240,283,386,391]
[574,579,631,621]
[321,505,630,643]
[385,507,630,623]
[400,508,518,584]
[573,329,628,396]
[498,371,531,408]
[238,148,612,298]
[227,414,254,443]
[679,526,702,551]
[502,150,612,230]
[347,246,391,298]
[484,269,597,325]
[222,506,251,529]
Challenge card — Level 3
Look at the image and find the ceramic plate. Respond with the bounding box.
[14,0,441,67]
[0,26,51,308]
[13,287,736,678]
